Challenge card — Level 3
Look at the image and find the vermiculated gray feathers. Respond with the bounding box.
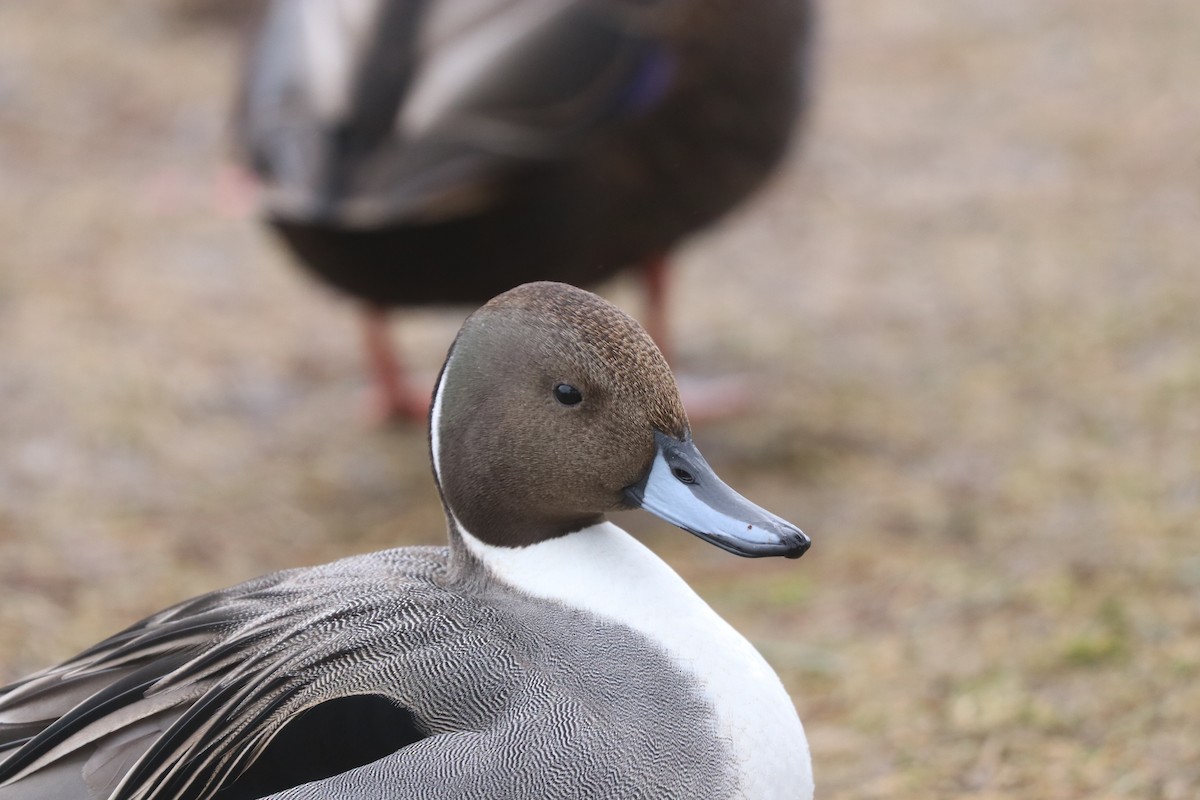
[0,547,735,799]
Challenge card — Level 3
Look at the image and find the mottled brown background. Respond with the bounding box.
[1,1,1198,797]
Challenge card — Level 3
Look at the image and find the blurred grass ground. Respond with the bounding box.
[1,1,1198,797]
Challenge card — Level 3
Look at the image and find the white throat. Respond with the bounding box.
[460,522,813,799]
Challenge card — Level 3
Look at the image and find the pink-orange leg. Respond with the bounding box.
[361,306,430,424]
[641,254,673,363]
[213,162,262,219]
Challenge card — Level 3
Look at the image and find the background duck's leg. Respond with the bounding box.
[361,306,428,423]
[213,162,261,219]
[641,255,756,421]
[641,254,673,364]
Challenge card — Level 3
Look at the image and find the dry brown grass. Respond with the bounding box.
[2,1,1198,797]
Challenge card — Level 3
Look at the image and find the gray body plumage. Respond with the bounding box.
[0,546,734,799]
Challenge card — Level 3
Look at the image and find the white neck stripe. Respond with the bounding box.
[429,355,452,486]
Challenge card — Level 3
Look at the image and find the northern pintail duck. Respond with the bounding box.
[0,282,813,799]
[235,0,815,419]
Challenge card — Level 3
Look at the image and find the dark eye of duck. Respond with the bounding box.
[554,383,583,406]
[672,467,696,484]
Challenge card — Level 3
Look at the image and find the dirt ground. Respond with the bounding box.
[1,1,1198,797]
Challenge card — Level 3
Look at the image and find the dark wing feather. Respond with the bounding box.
[0,654,196,784]
[210,695,424,800]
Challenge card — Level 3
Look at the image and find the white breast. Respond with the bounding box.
[460,522,813,800]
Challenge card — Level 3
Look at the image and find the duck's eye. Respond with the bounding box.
[554,383,583,406]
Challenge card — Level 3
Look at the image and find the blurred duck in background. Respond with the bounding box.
[235,0,814,420]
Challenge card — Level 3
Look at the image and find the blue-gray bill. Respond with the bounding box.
[625,431,811,559]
